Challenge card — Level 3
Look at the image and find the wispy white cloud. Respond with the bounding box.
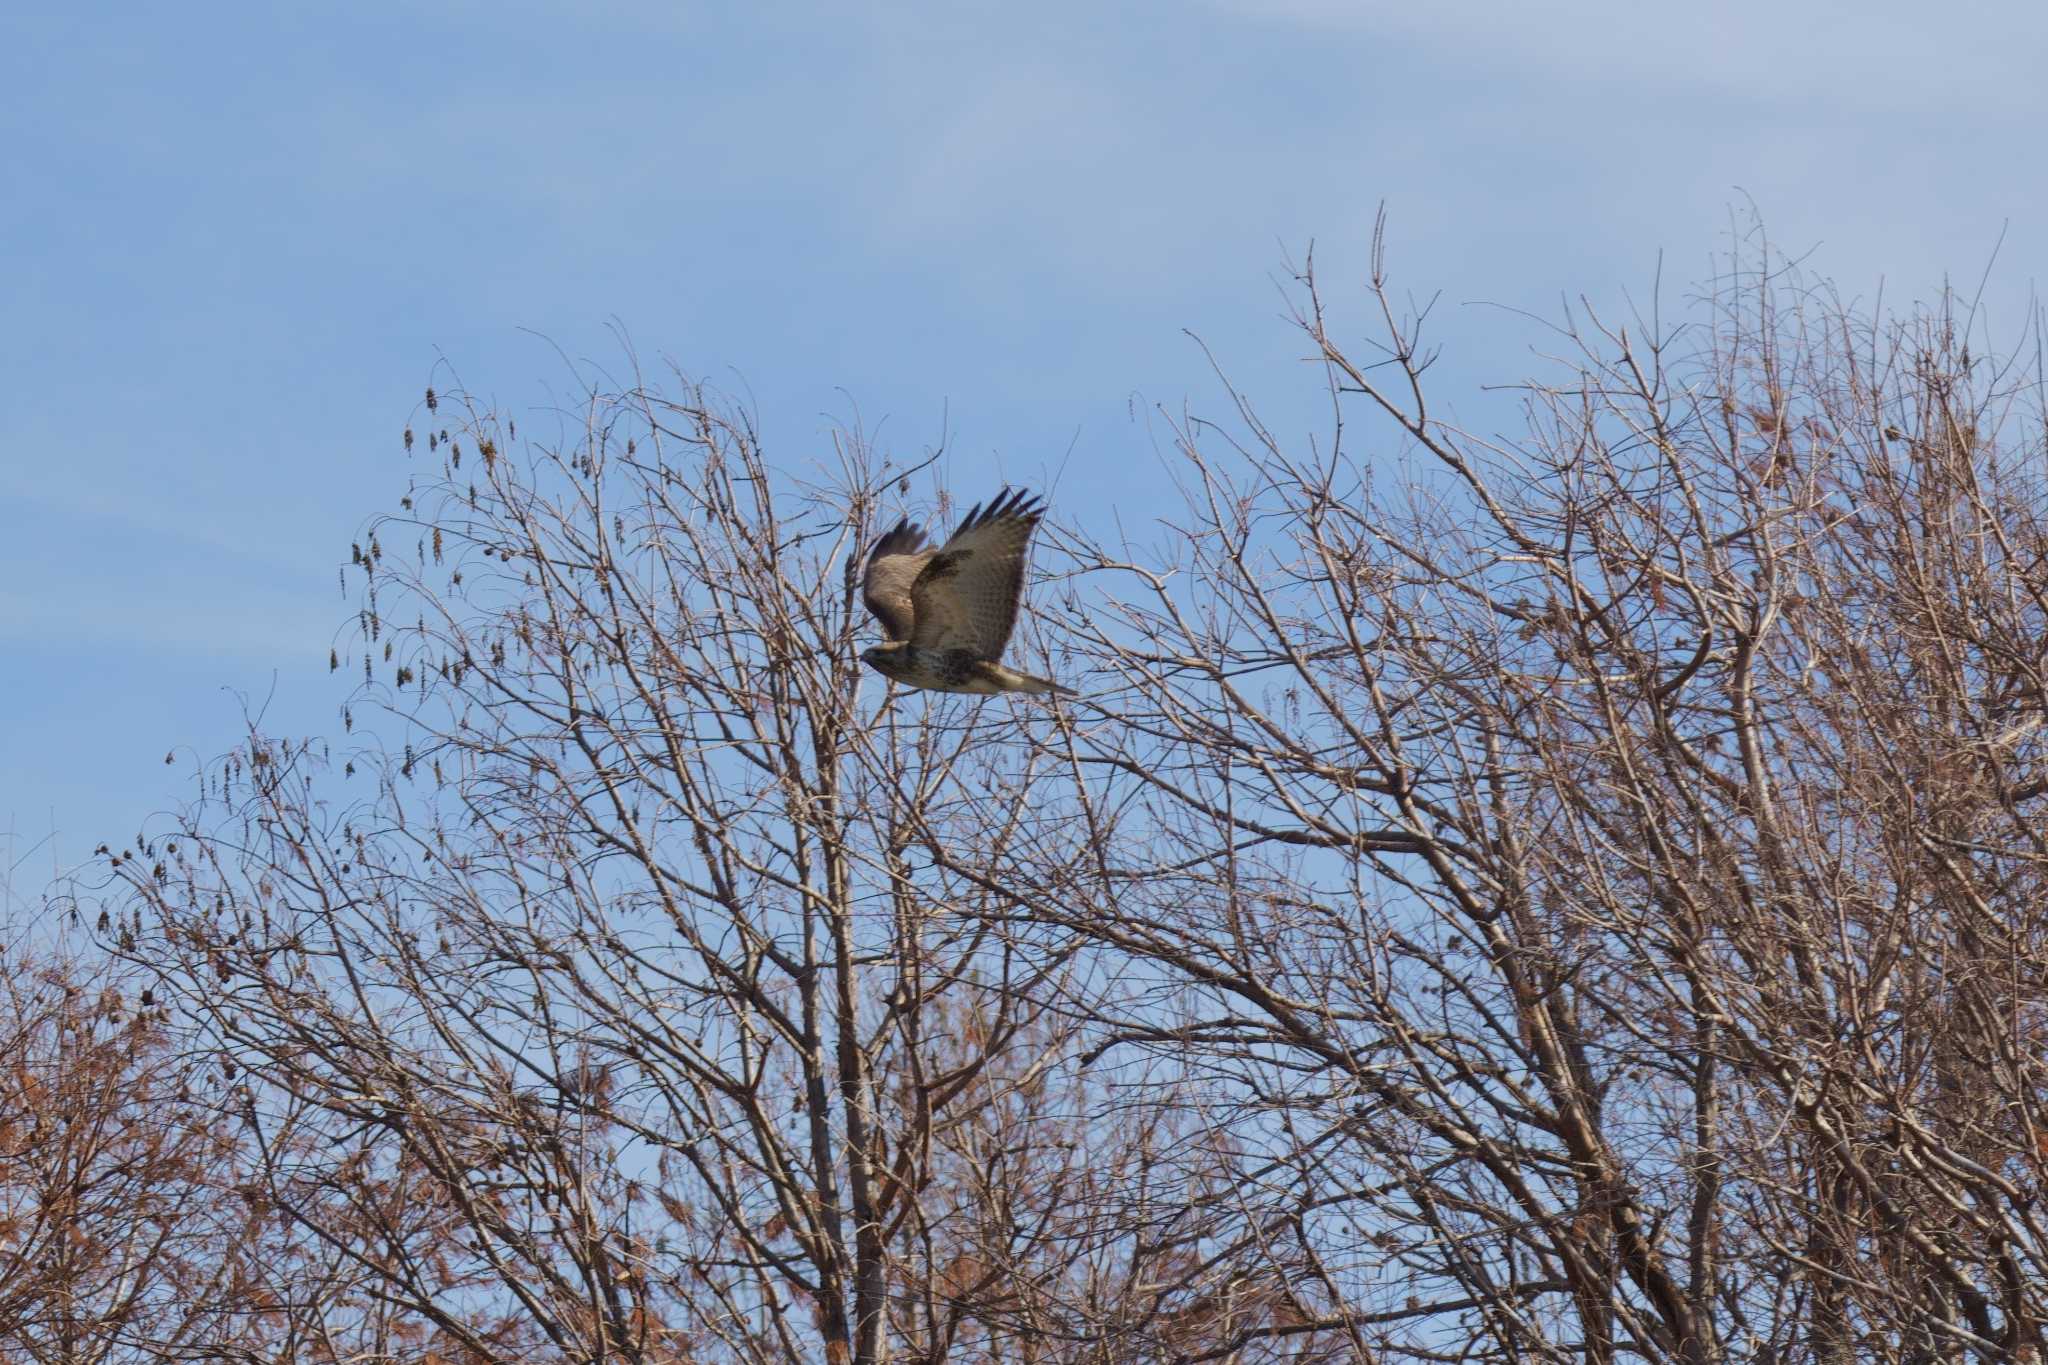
[1200,0,2048,115]
[0,475,346,663]
[0,580,339,664]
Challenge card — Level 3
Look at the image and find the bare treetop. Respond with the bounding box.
[73,223,2048,1363]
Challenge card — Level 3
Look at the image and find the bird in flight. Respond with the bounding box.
[860,487,1071,696]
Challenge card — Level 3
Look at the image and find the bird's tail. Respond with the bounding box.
[1013,673,1074,697]
[992,665,1074,697]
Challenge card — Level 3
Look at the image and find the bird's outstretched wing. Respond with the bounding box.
[908,488,1045,660]
[862,517,930,642]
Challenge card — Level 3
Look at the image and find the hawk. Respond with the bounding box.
[860,487,1071,696]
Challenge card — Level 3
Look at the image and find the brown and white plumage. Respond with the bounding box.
[859,488,1070,696]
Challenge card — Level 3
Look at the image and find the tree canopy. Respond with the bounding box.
[35,227,2048,1363]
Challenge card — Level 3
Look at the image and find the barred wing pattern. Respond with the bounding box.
[906,489,1045,661]
[860,519,931,642]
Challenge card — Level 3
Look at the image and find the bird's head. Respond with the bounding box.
[860,643,904,675]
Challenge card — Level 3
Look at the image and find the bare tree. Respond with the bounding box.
[108,383,1290,1363]
[1030,219,2048,1362]
[99,220,2048,1364]
[0,933,299,1363]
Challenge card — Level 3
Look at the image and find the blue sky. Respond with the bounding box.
[5,0,2046,913]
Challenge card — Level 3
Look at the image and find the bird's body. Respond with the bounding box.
[862,643,1064,695]
[859,488,1069,697]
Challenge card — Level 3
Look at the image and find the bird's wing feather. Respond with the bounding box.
[908,488,1045,659]
[862,518,930,642]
